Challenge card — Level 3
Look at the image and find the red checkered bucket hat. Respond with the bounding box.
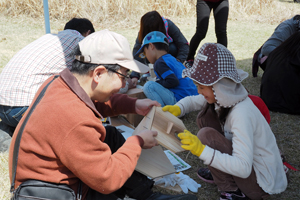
[182,43,244,86]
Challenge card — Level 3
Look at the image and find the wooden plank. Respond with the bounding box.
[132,106,186,152]
[126,88,146,99]
[151,107,186,153]
[123,88,146,127]
[131,106,188,178]
[132,106,185,152]
[132,108,176,179]
[110,116,135,129]
[111,114,176,179]
[135,145,176,179]
[166,122,174,134]
[110,117,176,179]
[132,106,155,134]
[123,114,144,127]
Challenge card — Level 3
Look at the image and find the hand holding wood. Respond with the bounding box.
[178,130,206,157]
[162,105,181,117]
[138,129,159,149]
[135,99,161,116]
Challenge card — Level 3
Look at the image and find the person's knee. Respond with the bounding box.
[144,81,154,89]
[198,127,232,154]
[143,81,153,94]
[197,127,217,145]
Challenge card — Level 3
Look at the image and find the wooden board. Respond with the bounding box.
[111,102,186,185]
[133,106,186,153]
[126,88,146,99]
[110,116,135,129]
[111,109,176,179]
[132,105,155,133]
[135,145,176,179]
[151,107,186,153]
[123,88,146,127]
[131,108,176,179]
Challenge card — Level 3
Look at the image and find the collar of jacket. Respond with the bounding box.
[59,68,103,118]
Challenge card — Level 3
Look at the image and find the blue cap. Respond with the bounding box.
[135,31,169,56]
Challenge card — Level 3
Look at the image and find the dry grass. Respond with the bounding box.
[0,0,299,27]
[0,0,300,199]
[0,152,9,200]
[229,0,299,24]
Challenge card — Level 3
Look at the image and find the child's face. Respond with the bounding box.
[196,84,216,104]
[143,44,156,64]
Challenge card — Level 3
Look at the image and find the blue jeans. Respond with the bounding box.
[0,105,28,136]
[143,81,177,107]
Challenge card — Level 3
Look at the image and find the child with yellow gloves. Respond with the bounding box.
[178,130,205,157]
[162,43,287,200]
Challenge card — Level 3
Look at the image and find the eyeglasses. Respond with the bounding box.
[105,67,130,82]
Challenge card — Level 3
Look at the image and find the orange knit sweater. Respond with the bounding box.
[9,69,143,199]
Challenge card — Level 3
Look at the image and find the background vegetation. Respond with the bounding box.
[1,0,299,24]
[0,0,300,199]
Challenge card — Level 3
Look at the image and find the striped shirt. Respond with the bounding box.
[0,30,84,106]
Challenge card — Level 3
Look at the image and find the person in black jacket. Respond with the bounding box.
[260,31,300,115]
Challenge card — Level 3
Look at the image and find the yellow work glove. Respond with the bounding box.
[162,105,181,117]
[178,130,206,157]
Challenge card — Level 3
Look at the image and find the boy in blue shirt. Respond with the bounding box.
[136,31,198,106]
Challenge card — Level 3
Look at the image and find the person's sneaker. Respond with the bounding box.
[220,189,247,200]
[197,168,215,184]
[146,192,197,200]
[184,60,194,68]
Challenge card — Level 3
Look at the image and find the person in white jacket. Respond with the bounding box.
[163,43,287,200]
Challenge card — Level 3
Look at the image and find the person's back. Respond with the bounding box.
[0,30,83,106]
[261,15,300,56]
[261,31,300,114]
[0,18,95,137]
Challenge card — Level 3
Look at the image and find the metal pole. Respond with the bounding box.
[43,0,51,33]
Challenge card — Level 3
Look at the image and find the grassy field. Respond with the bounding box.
[1,0,300,199]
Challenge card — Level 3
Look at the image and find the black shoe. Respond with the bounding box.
[146,192,197,200]
[220,189,247,200]
[197,168,215,184]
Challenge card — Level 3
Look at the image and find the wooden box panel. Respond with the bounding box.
[124,88,146,127]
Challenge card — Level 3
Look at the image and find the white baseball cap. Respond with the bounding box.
[75,29,149,73]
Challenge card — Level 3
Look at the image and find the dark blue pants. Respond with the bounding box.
[0,105,28,136]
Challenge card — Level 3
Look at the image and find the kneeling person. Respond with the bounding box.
[136,31,198,107]
[9,30,197,200]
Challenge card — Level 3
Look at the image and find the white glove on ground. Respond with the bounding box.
[154,172,201,194]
